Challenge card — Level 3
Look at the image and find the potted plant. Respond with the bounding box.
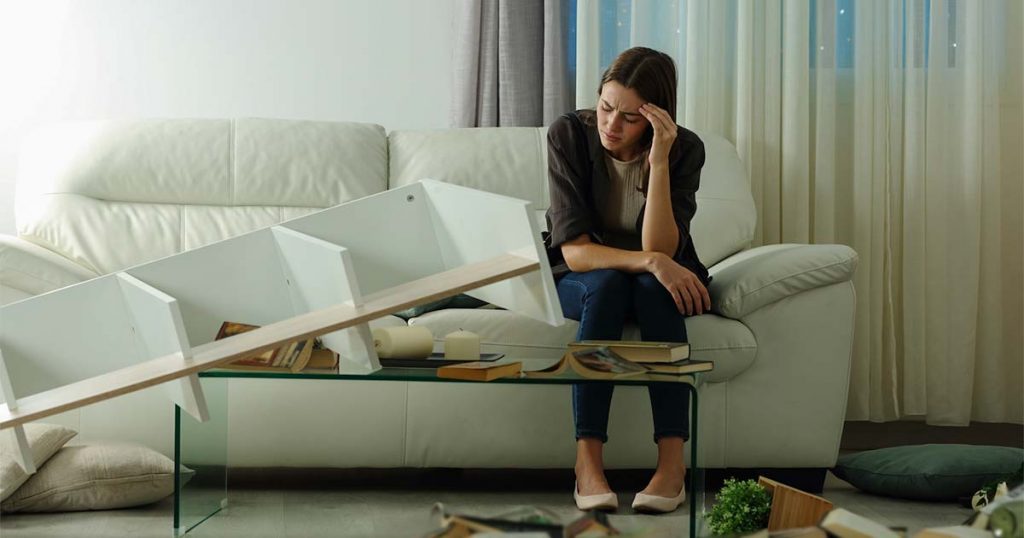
[707,478,772,536]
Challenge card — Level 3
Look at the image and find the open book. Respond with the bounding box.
[525,346,713,380]
[524,347,649,380]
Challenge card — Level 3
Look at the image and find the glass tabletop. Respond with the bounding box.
[198,357,703,386]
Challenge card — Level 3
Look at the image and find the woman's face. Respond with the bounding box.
[596,81,649,161]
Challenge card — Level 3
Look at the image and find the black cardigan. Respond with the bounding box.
[543,109,710,284]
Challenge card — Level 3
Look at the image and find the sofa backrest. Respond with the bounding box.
[16,118,388,274]
[16,117,756,276]
[389,127,756,267]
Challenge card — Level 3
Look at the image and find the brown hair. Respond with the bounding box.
[585,47,678,194]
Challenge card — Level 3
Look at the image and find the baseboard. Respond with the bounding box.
[702,468,828,494]
[223,467,829,494]
[841,420,1023,451]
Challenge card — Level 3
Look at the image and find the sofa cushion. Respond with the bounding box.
[833,445,1024,501]
[710,244,858,319]
[18,118,387,208]
[388,127,550,209]
[17,195,324,274]
[0,235,96,299]
[0,423,78,502]
[392,294,488,320]
[409,309,756,383]
[232,118,388,207]
[689,131,757,266]
[1,443,189,512]
[17,118,388,275]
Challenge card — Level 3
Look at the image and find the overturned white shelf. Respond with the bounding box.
[0,180,564,471]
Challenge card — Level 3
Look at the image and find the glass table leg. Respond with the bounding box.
[174,376,229,536]
[689,382,707,537]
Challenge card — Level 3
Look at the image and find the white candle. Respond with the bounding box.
[372,326,434,359]
[444,329,480,360]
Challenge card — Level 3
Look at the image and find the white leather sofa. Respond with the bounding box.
[1,118,857,479]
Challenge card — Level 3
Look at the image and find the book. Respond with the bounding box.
[213,321,314,373]
[566,510,619,537]
[819,508,902,538]
[639,358,713,375]
[428,514,562,538]
[523,347,649,380]
[379,352,505,369]
[569,340,689,363]
[305,348,339,370]
[436,361,523,381]
[913,526,993,538]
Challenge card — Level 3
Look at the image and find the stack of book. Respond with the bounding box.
[213,321,338,373]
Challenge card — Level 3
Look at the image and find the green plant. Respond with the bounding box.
[707,478,773,536]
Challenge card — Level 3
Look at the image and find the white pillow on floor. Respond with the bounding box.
[1,443,190,513]
[0,423,78,502]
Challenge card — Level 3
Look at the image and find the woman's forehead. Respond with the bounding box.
[600,82,645,110]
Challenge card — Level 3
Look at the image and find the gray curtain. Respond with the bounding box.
[451,0,574,127]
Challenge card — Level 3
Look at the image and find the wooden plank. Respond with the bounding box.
[0,253,539,429]
[759,476,834,531]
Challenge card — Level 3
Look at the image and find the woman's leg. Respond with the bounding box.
[556,269,632,496]
[633,272,690,497]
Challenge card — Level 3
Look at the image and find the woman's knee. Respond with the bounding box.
[633,273,672,303]
[583,269,633,307]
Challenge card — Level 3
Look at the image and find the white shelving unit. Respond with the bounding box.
[0,180,564,472]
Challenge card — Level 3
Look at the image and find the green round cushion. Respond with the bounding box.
[833,444,1024,501]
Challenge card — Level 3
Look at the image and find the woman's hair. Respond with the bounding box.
[583,47,677,194]
[583,47,678,151]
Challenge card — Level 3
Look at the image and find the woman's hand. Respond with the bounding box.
[648,252,711,316]
[638,103,677,168]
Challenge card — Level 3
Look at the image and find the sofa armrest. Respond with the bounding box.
[708,244,858,319]
[0,235,97,300]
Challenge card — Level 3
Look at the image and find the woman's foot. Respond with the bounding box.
[574,438,616,510]
[574,462,614,496]
[634,468,687,512]
[638,468,686,499]
[574,462,617,510]
[633,436,687,512]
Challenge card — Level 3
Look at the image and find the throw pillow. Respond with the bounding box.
[833,444,1024,501]
[392,294,488,320]
[0,423,78,502]
[1,443,191,513]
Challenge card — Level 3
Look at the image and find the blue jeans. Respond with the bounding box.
[556,269,690,444]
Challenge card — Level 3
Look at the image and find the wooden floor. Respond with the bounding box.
[0,471,975,537]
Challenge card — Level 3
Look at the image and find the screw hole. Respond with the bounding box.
[406,195,415,202]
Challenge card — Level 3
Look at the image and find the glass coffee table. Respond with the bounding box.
[173,359,710,536]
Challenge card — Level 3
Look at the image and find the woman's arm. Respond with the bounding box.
[640,161,679,256]
[560,234,660,274]
[561,234,710,314]
[638,103,680,257]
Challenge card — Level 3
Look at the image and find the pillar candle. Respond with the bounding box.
[444,329,480,360]
[372,326,434,359]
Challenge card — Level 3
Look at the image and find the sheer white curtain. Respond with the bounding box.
[577,0,1023,425]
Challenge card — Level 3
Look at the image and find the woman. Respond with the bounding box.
[544,47,710,513]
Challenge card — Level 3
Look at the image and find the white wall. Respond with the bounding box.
[0,0,457,234]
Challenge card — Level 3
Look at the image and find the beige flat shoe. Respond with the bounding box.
[574,481,618,511]
[631,486,686,514]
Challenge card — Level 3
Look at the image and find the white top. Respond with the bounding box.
[601,153,647,235]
